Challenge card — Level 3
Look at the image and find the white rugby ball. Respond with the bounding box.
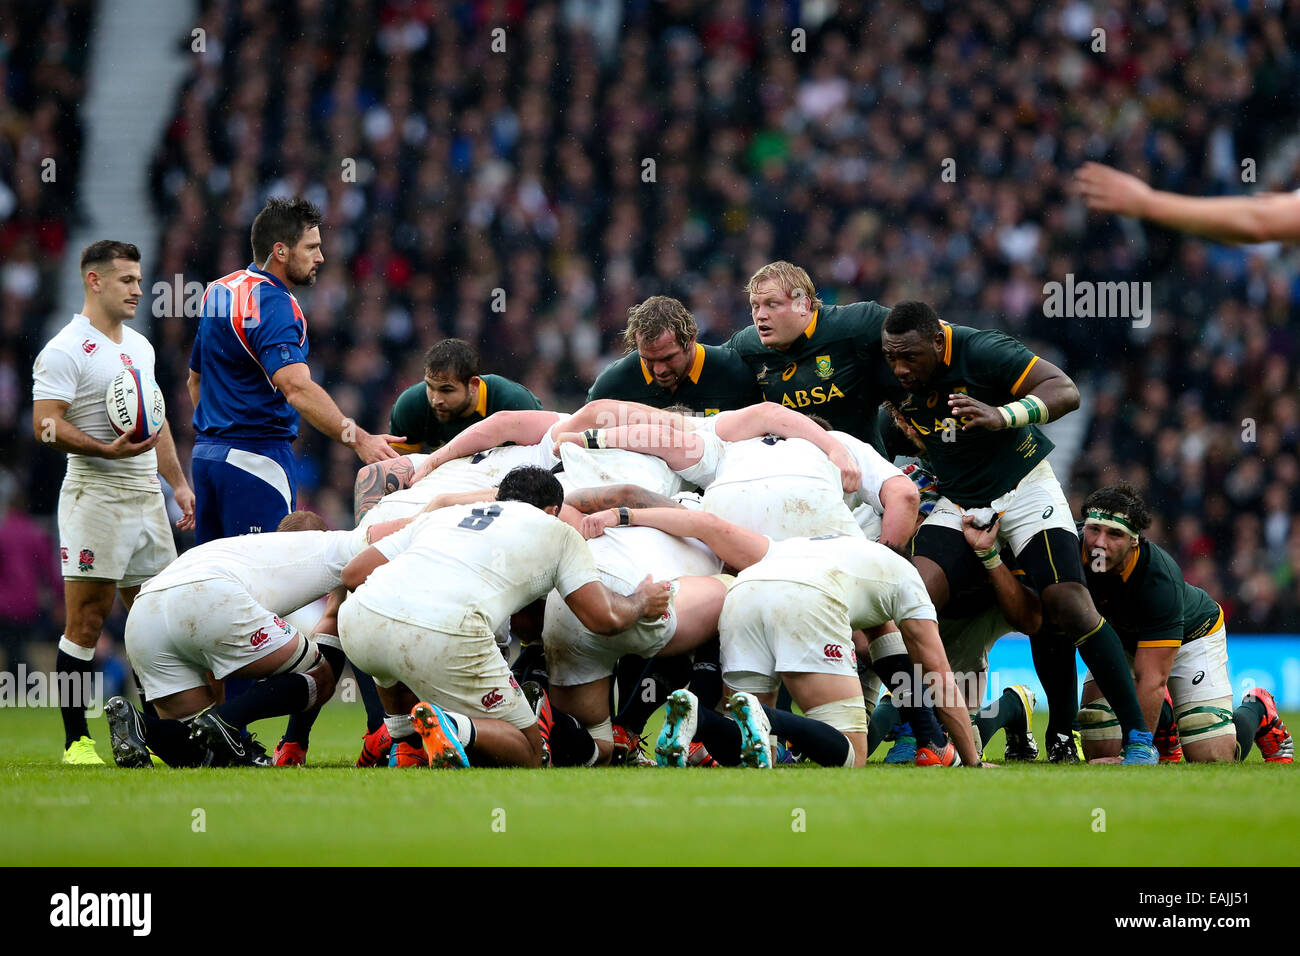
[105,367,166,442]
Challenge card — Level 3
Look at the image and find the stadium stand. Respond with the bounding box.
[7,0,1300,670]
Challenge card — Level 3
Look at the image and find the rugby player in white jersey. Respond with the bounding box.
[337,466,672,769]
[106,510,407,767]
[555,400,920,545]
[540,492,726,765]
[582,506,986,768]
[31,240,195,765]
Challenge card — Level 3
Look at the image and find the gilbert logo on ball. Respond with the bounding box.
[105,368,166,442]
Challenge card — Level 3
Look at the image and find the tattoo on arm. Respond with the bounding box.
[563,483,682,514]
[354,458,415,523]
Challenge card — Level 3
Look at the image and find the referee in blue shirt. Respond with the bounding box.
[187,197,402,543]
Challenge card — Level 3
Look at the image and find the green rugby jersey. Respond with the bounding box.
[725,301,896,449]
[895,324,1053,507]
[587,343,759,414]
[1081,532,1223,654]
[388,373,542,452]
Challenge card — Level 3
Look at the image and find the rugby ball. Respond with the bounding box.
[105,368,166,442]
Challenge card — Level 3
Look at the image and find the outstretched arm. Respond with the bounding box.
[961,516,1042,635]
[877,474,920,551]
[947,357,1079,431]
[564,483,684,514]
[583,507,769,570]
[1075,162,1300,244]
[411,410,562,482]
[559,399,684,435]
[713,403,860,493]
[564,576,673,635]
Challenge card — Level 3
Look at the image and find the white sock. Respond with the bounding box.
[385,714,414,739]
[58,636,95,661]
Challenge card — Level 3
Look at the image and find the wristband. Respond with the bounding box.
[582,428,607,449]
[974,544,1001,570]
[617,507,631,526]
[995,395,1050,429]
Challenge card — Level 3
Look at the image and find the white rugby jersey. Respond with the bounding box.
[589,525,722,594]
[393,431,560,502]
[709,435,840,490]
[735,535,937,628]
[558,442,685,497]
[31,314,160,489]
[140,527,369,613]
[358,500,600,635]
[358,425,564,529]
[831,430,905,515]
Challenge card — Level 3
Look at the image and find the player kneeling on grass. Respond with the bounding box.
[1076,483,1293,764]
[582,508,987,768]
[337,466,672,769]
[109,511,397,767]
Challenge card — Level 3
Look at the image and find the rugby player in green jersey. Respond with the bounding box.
[588,296,758,415]
[725,262,897,449]
[1077,482,1293,763]
[880,300,1159,764]
[353,339,541,522]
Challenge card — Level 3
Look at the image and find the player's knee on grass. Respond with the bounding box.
[1078,697,1122,758]
[804,698,868,768]
[1177,697,1235,762]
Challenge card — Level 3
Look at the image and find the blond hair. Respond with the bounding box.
[745,261,823,311]
[622,295,698,353]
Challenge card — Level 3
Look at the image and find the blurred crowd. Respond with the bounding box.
[4,0,1300,652]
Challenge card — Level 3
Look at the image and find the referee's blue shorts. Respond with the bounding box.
[192,438,298,544]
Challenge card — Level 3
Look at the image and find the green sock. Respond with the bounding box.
[973,687,1023,748]
[1076,619,1148,737]
[1029,630,1078,739]
[1232,698,1265,761]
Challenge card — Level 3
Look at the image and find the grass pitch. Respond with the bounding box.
[2,702,1295,866]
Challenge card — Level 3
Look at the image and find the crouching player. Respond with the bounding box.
[337,466,672,769]
[582,507,986,768]
[542,493,727,765]
[1077,483,1293,763]
[108,511,392,767]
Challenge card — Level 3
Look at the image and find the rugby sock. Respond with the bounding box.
[973,687,1024,748]
[1029,630,1078,739]
[1232,696,1266,761]
[350,666,387,734]
[213,674,311,727]
[774,683,794,713]
[614,653,648,716]
[614,655,691,734]
[141,712,205,767]
[1158,695,1175,735]
[1075,619,1149,735]
[547,711,599,767]
[688,639,722,710]
[130,670,159,720]
[872,653,946,747]
[868,695,901,756]
[283,645,348,746]
[223,676,254,736]
[694,706,743,765]
[764,705,850,767]
[56,637,95,748]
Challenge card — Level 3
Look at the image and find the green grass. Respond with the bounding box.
[2,703,1295,866]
